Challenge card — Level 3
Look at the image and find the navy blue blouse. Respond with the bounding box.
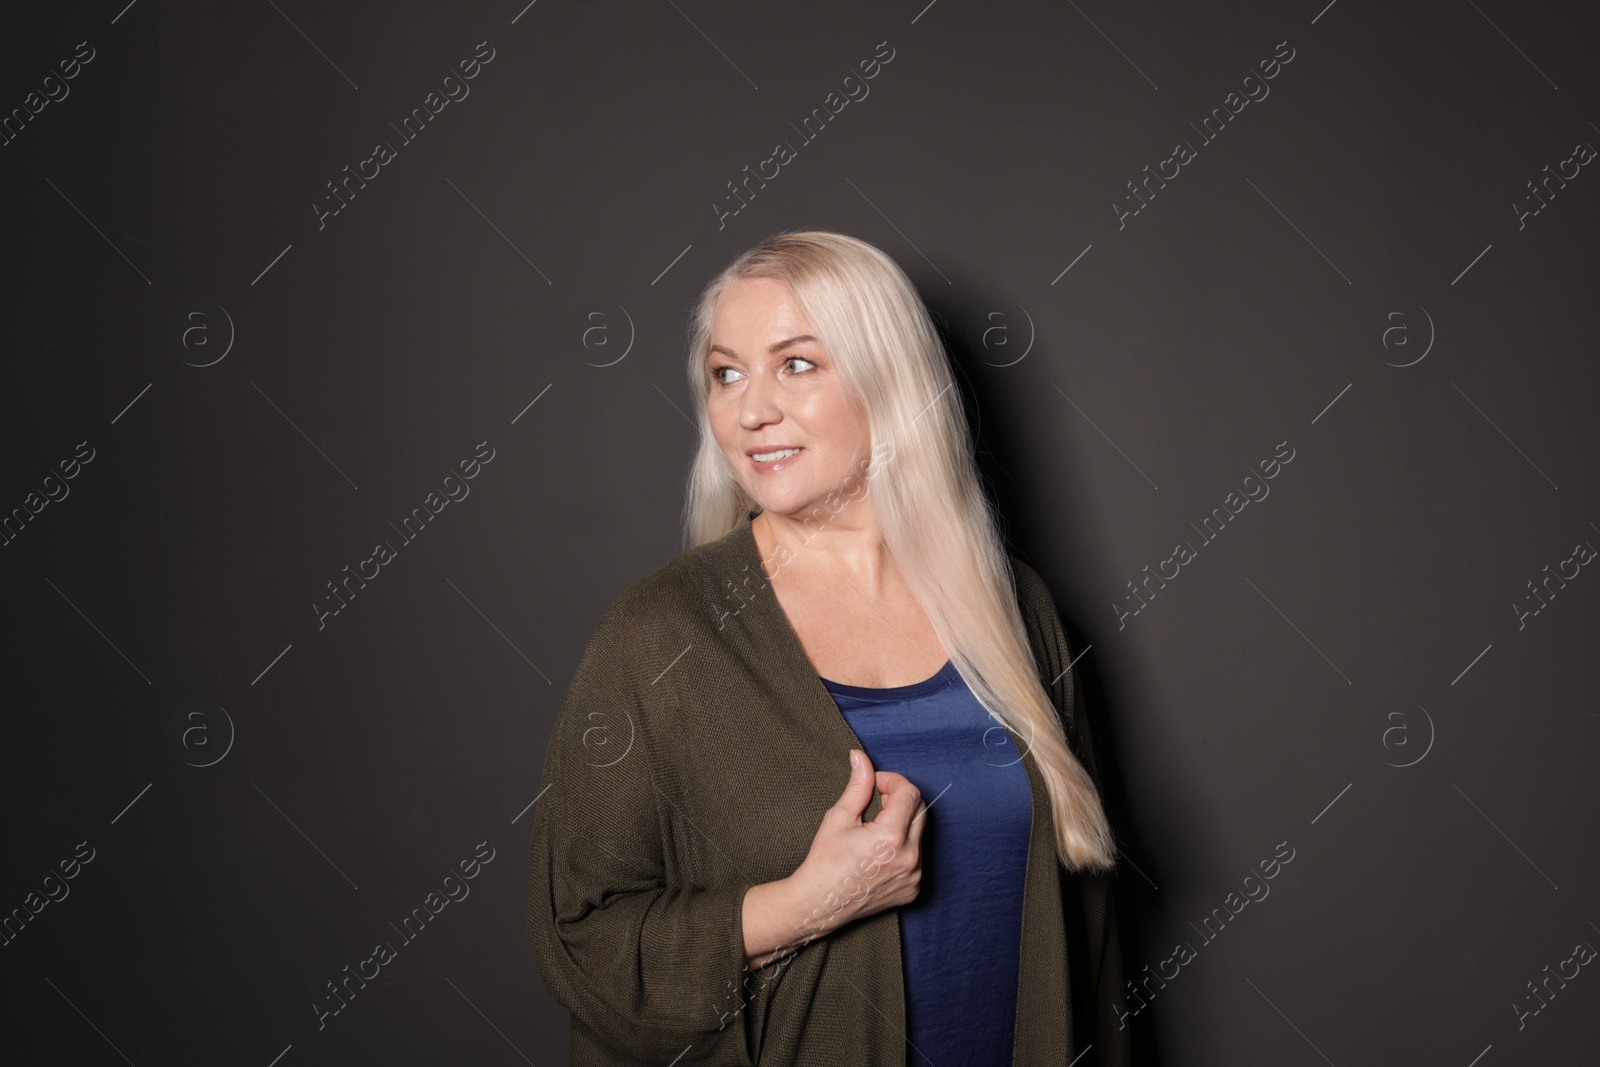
[819,659,1034,1067]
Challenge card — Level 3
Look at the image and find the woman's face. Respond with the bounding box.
[705,275,872,522]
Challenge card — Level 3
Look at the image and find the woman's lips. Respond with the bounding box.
[749,447,803,473]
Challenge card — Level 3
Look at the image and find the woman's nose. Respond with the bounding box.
[738,376,781,429]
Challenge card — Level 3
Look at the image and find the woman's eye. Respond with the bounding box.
[787,356,816,374]
[711,365,742,385]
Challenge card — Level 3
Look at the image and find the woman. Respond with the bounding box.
[528,230,1128,1066]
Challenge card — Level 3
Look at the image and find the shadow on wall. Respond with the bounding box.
[924,280,1193,1067]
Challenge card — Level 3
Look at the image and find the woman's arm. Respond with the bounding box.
[740,878,803,969]
[526,598,762,1065]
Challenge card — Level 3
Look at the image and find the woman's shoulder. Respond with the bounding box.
[1004,554,1077,681]
[558,527,756,711]
[1006,554,1057,619]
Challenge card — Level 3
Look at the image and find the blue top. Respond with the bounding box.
[820,659,1033,1067]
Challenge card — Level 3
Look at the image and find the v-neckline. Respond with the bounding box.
[730,510,949,693]
[725,511,1043,774]
[730,510,826,680]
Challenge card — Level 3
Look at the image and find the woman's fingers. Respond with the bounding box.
[876,771,922,829]
[876,769,918,800]
[831,748,878,823]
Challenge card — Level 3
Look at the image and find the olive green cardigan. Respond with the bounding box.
[527,513,1130,1066]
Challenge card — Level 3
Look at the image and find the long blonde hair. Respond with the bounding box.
[681,229,1116,872]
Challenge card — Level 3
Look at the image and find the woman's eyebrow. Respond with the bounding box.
[708,334,820,359]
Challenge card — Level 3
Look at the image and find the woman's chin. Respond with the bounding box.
[760,497,859,529]
[748,496,811,522]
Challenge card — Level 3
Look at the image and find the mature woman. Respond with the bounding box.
[528,230,1128,1066]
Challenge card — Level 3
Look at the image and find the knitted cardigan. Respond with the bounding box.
[527,512,1130,1066]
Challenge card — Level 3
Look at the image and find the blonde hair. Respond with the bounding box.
[681,229,1116,872]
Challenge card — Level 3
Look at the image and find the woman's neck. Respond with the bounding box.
[752,506,894,594]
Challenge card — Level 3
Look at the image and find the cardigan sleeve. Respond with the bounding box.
[1010,558,1133,1067]
[526,595,761,1066]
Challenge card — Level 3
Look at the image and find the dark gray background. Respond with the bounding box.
[2,0,1595,1063]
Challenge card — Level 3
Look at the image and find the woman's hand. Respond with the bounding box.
[749,749,927,966]
[801,746,926,923]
